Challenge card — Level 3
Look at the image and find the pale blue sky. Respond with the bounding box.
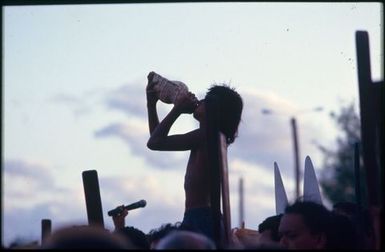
[2,2,383,247]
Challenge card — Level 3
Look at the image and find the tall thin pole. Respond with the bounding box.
[219,133,231,245]
[41,219,51,246]
[239,177,244,227]
[205,95,222,248]
[354,142,362,208]
[291,117,300,200]
[356,31,380,207]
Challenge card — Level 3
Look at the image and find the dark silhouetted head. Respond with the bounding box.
[42,225,131,249]
[279,201,331,249]
[204,84,243,144]
[147,222,181,249]
[258,214,283,242]
[155,230,216,249]
[115,226,150,249]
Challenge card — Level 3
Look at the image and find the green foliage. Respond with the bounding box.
[318,101,368,206]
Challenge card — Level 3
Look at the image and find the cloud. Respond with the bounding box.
[48,93,92,117]
[3,159,55,188]
[48,87,112,118]
[49,82,194,172]
[104,85,147,118]
[226,90,298,170]
[103,83,173,120]
[229,89,328,176]
[48,83,167,120]
[2,158,88,247]
[94,121,188,170]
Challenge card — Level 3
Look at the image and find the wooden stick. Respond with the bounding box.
[82,170,105,228]
[41,219,51,246]
[205,95,222,248]
[239,177,245,228]
[355,31,381,207]
[219,132,231,245]
[354,142,362,208]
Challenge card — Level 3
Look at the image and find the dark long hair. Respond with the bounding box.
[205,84,243,144]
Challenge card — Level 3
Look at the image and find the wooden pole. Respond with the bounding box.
[82,170,105,228]
[219,133,231,244]
[41,219,51,246]
[355,31,381,207]
[205,95,222,248]
[239,177,244,227]
[291,117,301,200]
[354,142,362,208]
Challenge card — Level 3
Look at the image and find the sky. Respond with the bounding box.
[2,2,383,247]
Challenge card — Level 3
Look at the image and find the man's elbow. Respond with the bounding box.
[147,138,159,150]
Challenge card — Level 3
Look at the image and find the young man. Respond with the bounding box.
[278,201,330,250]
[146,72,243,241]
[279,201,362,250]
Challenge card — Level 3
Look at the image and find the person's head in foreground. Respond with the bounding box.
[278,201,331,249]
[155,230,216,249]
[42,225,131,249]
[258,214,283,246]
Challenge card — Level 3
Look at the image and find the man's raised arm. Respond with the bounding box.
[146,72,160,135]
[147,92,200,151]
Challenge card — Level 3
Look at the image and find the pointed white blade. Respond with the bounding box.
[303,156,323,204]
[274,162,288,215]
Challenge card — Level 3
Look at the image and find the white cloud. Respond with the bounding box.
[3,159,53,182]
[104,84,147,118]
[3,159,57,208]
[94,121,188,170]
[2,158,88,246]
[49,93,92,117]
[226,90,296,174]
